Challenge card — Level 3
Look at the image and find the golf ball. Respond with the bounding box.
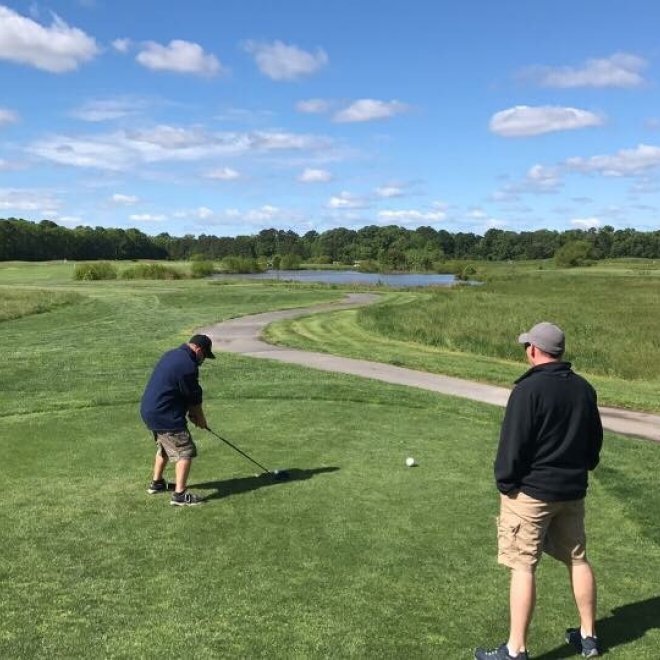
[406,457,416,467]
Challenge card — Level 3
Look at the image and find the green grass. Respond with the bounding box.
[265,265,660,412]
[1,262,659,657]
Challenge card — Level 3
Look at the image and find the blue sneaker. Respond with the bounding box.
[474,643,528,659]
[566,628,600,657]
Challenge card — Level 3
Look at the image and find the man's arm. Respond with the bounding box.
[494,387,534,494]
[587,389,603,471]
[188,403,208,429]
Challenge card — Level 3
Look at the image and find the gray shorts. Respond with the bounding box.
[153,430,197,460]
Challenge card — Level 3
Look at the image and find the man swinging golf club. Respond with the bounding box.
[140,334,215,506]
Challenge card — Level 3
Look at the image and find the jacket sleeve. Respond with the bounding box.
[494,385,535,494]
[587,388,603,471]
[179,370,203,407]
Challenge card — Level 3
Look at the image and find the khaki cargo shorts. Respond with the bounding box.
[497,491,587,572]
[153,430,197,461]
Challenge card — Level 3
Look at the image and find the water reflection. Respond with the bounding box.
[213,269,456,287]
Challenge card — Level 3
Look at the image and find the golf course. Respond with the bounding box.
[1,260,659,658]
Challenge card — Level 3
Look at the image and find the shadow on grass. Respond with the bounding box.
[535,596,660,659]
[190,466,340,502]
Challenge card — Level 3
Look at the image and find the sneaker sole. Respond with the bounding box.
[170,500,203,506]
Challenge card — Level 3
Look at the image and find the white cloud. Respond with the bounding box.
[298,168,331,183]
[244,40,328,81]
[327,191,366,209]
[0,107,19,125]
[490,105,604,137]
[525,53,647,89]
[129,213,166,222]
[296,98,331,114]
[468,208,488,219]
[334,99,410,123]
[71,98,146,122]
[377,208,446,223]
[566,143,660,177]
[112,38,131,53]
[111,193,139,205]
[0,6,99,72]
[524,164,562,192]
[0,187,61,212]
[136,39,223,76]
[571,217,601,229]
[375,185,404,198]
[205,167,240,180]
[29,126,333,171]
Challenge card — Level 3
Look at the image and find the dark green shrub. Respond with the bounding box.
[356,259,380,273]
[120,263,184,280]
[555,240,594,268]
[190,260,215,278]
[222,256,265,274]
[73,262,118,281]
[279,253,301,270]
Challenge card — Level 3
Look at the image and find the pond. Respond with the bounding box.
[213,269,457,287]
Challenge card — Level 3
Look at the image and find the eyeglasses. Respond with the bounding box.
[523,342,531,349]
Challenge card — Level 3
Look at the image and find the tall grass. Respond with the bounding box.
[358,269,660,380]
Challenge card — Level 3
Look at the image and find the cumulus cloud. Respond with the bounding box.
[298,168,332,182]
[0,187,61,212]
[565,143,660,177]
[296,98,331,114]
[0,107,18,126]
[244,40,328,81]
[524,164,562,192]
[375,185,404,198]
[327,191,366,209]
[0,5,99,72]
[490,105,604,137]
[112,38,131,53]
[205,167,240,180]
[136,39,223,76]
[129,213,166,222]
[524,53,647,89]
[377,208,446,223]
[571,217,601,229]
[111,193,139,205]
[334,99,410,123]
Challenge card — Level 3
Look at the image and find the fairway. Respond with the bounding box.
[1,264,659,658]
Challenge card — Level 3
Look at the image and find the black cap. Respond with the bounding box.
[189,334,215,359]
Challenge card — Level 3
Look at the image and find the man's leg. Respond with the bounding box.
[152,451,168,482]
[507,569,536,655]
[570,561,597,637]
[174,457,192,493]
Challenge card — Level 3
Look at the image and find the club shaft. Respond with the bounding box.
[206,428,271,473]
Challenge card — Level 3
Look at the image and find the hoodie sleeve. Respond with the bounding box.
[587,387,603,471]
[494,385,535,494]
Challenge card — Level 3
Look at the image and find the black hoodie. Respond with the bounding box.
[495,362,603,501]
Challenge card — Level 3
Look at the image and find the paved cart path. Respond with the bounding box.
[198,293,660,443]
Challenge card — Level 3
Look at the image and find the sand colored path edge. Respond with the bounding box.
[198,293,660,443]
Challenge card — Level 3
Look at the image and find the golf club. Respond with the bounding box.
[205,427,289,480]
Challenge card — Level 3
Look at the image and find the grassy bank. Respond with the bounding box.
[266,262,660,412]
[1,262,659,657]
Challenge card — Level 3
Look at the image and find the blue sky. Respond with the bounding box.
[2,0,660,237]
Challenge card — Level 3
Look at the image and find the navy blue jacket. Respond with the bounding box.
[140,344,203,431]
[495,362,603,501]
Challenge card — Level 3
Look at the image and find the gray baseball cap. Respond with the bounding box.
[518,322,565,356]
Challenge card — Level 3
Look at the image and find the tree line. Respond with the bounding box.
[2,217,660,268]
